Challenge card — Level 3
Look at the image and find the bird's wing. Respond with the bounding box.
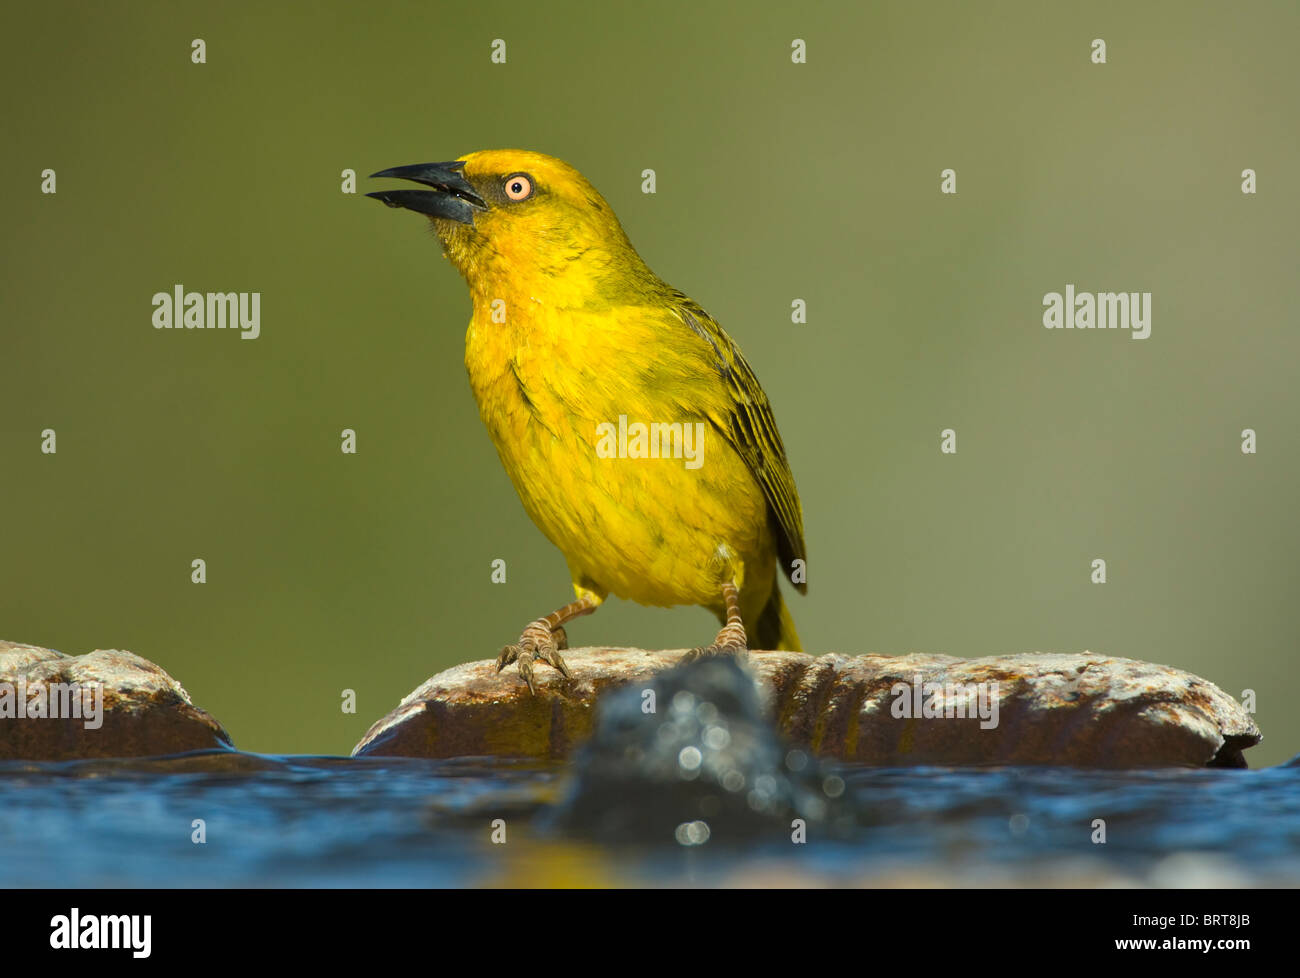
[663,292,807,592]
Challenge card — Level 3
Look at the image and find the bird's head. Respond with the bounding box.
[368,149,653,303]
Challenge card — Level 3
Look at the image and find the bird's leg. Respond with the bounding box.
[497,592,600,693]
[683,580,748,662]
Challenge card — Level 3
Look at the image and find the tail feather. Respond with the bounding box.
[755,584,801,652]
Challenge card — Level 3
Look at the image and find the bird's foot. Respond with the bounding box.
[683,620,749,664]
[497,619,572,694]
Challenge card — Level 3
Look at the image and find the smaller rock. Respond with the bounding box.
[0,640,233,760]
[547,656,847,844]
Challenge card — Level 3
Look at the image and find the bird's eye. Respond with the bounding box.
[503,173,533,201]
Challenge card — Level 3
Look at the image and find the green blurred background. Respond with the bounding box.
[3,1,1297,763]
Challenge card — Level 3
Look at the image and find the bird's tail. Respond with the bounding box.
[755,583,802,652]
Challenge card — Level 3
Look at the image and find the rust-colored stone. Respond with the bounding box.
[354,648,1259,768]
[0,640,233,760]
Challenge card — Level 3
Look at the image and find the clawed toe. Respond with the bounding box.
[683,642,749,664]
[498,620,572,694]
[496,644,520,670]
[683,612,748,664]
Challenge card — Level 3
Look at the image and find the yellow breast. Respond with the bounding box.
[463,298,774,615]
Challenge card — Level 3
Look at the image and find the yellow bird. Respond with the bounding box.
[369,150,806,691]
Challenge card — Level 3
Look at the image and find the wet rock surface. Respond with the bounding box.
[354,648,1260,768]
[0,640,233,760]
[547,656,848,843]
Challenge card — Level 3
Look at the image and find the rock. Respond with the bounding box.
[0,640,233,760]
[354,648,1259,768]
[546,656,848,843]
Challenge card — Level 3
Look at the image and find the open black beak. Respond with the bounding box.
[366,161,488,224]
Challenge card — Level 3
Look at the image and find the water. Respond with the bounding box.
[2,751,1297,887]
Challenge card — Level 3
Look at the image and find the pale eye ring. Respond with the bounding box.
[503,173,533,201]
